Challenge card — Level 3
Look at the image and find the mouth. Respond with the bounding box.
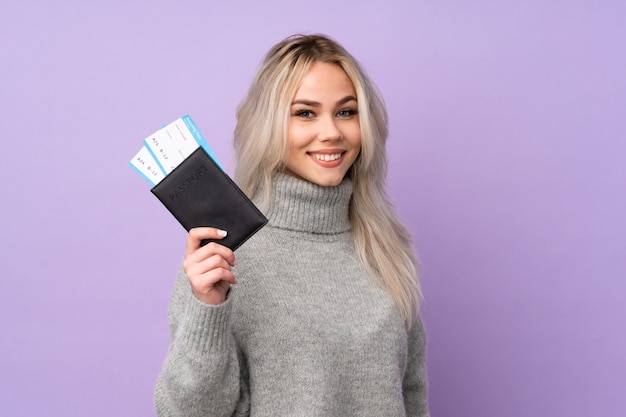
[310,152,343,162]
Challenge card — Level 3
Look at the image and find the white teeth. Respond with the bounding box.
[313,153,342,162]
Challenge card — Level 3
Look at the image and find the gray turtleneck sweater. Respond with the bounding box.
[155,174,429,416]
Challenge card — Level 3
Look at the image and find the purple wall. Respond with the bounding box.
[1,1,624,416]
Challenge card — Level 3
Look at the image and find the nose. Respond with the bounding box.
[317,115,342,142]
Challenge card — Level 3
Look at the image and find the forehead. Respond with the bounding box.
[293,61,356,100]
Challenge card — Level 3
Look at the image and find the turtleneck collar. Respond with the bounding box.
[263,173,353,235]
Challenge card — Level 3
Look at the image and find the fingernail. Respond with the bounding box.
[217,229,228,237]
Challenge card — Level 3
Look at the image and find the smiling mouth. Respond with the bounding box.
[310,152,343,162]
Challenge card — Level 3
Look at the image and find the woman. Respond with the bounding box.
[155,34,429,416]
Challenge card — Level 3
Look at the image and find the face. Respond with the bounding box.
[285,61,361,187]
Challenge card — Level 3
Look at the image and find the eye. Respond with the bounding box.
[294,109,315,118]
[336,108,358,118]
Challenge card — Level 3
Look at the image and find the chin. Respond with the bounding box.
[284,167,349,187]
[310,173,347,187]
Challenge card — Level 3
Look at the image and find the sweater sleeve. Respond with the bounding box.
[403,315,430,417]
[154,267,245,417]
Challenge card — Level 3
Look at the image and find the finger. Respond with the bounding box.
[190,267,238,293]
[185,227,228,257]
[205,268,237,286]
[185,253,233,277]
[184,241,236,268]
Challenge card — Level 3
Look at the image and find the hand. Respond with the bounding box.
[183,227,236,305]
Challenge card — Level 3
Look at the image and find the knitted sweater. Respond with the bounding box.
[155,173,429,417]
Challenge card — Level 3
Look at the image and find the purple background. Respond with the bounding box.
[1,1,624,416]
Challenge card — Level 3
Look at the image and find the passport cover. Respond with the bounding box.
[151,147,267,250]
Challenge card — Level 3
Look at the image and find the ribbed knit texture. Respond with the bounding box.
[155,173,429,417]
[266,173,352,234]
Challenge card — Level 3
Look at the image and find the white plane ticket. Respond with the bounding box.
[129,115,221,186]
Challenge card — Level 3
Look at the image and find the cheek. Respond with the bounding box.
[348,126,362,149]
[347,125,362,164]
[287,124,311,148]
[345,120,361,142]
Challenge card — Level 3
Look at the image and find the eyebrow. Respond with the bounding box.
[291,95,357,107]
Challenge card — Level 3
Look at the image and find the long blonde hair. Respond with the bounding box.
[233,34,421,326]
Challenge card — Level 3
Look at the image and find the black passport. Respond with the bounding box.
[151,147,267,250]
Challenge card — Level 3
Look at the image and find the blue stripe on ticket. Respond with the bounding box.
[182,115,223,169]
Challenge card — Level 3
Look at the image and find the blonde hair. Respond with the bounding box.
[233,34,421,326]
